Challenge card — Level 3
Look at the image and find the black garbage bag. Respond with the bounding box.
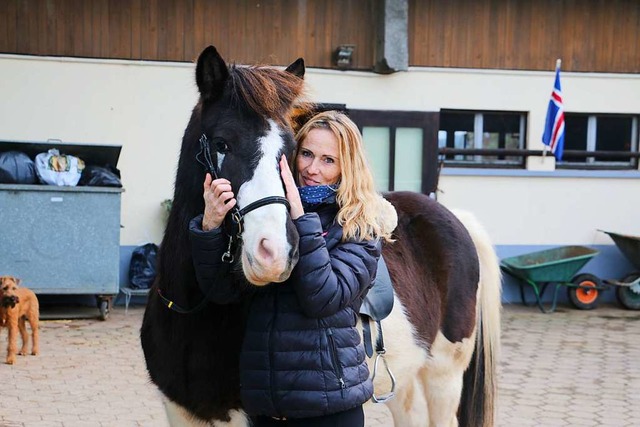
[78,164,122,187]
[0,151,38,184]
[128,243,159,289]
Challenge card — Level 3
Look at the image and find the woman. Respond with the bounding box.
[189,111,394,426]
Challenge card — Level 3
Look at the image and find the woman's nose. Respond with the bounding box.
[307,159,320,174]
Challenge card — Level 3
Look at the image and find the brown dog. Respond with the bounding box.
[0,276,40,365]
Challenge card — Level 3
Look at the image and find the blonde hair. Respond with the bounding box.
[293,111,393,242]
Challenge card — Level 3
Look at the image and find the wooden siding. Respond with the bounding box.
[1,0,639,72]
[0,0,376,68]
[410,0,640,73]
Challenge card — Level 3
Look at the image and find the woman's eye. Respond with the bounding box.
[300,150,312,158]
[215,139,230,154]
[324,157,334,164]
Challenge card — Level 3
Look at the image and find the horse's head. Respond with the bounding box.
[194,46,305,286]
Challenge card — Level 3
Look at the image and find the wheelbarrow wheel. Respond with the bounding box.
[568,273,601,310]
[616,273,640,310]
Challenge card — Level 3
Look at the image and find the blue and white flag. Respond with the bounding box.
[542,64,565,161]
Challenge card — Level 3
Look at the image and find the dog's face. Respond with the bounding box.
[0,276,21,308]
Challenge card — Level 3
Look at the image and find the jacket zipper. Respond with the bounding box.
[270,291,281,416]
[326,327,346,398]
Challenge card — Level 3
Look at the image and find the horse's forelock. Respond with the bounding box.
[229,65,306,126]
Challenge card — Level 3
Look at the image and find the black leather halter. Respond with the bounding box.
[196,134,291,263]
[157,134,292,315]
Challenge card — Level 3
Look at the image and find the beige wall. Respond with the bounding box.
[1,54,639,246]
[438,175,640,245]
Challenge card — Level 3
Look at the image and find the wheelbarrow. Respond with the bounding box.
[501,245,605,313]
[599,230,640,310]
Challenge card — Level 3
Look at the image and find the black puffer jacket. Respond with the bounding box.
[189,202,380,419]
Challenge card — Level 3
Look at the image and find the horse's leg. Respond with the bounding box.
[163,398,249,427]
[421,331,476,427]
[383,370,429,427]
[363,297,431,426]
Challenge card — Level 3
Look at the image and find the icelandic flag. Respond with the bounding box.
[542,65,565,161]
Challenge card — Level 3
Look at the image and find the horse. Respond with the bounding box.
[140,45,501,427]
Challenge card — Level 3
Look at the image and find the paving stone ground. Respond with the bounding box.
[1,302,639,426]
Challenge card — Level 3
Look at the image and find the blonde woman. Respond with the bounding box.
[191,111,394,426]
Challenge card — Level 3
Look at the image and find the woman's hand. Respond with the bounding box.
[280,155,304,220]
[202,174,237,231]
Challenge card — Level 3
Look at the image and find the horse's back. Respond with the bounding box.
[382,191,480,346]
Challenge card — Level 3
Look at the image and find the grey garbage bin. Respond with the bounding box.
[0,140,123,320]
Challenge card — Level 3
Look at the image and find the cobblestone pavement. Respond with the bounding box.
[1,303,639,426]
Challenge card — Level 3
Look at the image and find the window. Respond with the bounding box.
[348,110,439,194]
[438,110,527,167]
[563,114,638,168]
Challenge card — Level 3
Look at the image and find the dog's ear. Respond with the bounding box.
[15,278,21,286]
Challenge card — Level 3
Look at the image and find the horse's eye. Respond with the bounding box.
[214,138,230,154]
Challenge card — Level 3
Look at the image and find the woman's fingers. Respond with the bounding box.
[206,177,230,191]
[280,155,304,219]
[280,155,296,190]
[202,176,236,231]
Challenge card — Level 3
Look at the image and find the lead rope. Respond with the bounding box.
[156,265,232,314]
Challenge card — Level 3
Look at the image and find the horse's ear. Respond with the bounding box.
[196,46,229,101]
[285,58,305,79]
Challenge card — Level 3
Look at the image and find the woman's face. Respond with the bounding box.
[296,128,342,187]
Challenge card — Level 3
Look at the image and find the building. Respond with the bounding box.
[1,0,639,305]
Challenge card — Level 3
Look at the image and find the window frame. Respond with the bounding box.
[348,109,440,194]
[560,113,639,170]
[438,109,528,168]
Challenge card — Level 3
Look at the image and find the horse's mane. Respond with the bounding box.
[228,64,308,126]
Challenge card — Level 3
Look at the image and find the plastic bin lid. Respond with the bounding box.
[0,139,122,168]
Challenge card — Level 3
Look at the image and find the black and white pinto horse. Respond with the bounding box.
[141,46,501,427]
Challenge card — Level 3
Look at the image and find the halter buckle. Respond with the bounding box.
[230,211,243,235]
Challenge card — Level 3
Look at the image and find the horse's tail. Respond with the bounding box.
[452,209,502,427]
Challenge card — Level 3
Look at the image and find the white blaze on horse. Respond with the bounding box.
[140,45,501,427]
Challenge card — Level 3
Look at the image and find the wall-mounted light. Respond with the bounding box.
[335,45,355,69]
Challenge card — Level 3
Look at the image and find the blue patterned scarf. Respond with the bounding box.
[298,184,339,209]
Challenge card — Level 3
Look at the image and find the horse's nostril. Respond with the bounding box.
[257,238,276,264]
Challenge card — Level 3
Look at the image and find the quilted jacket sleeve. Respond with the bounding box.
[291,212,381,318]
[189,214,243,304]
